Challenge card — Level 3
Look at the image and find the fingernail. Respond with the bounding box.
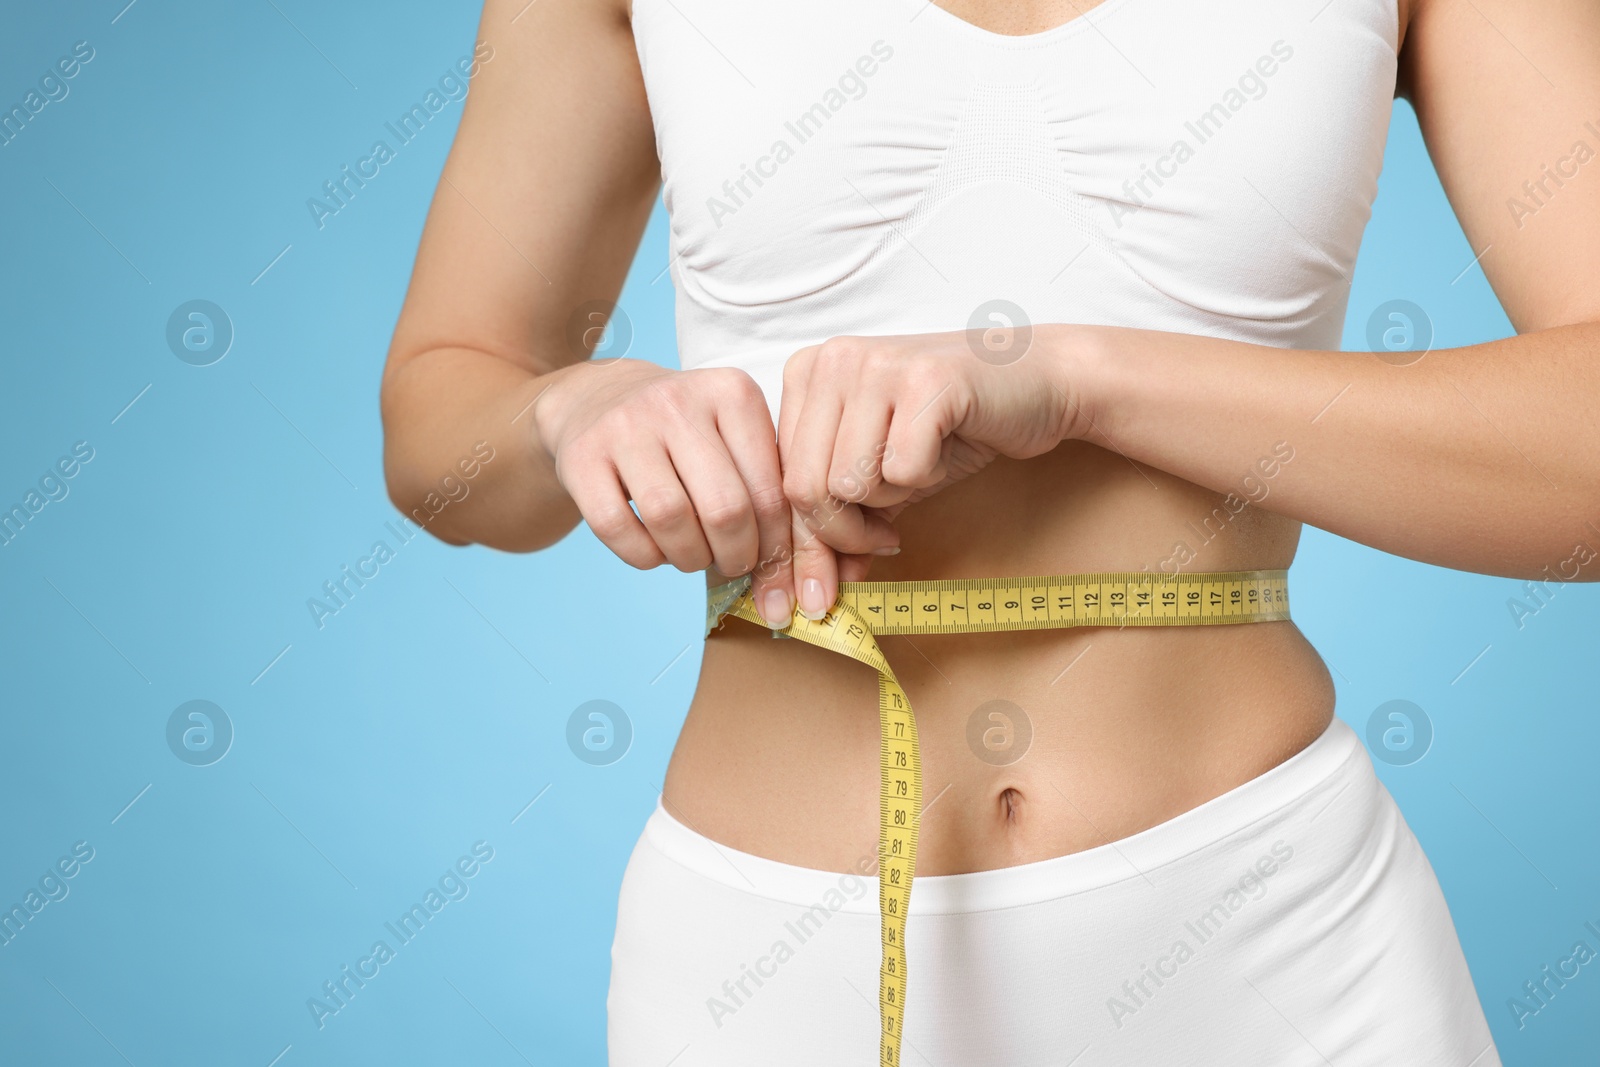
[871,545,901,556]
[761,588,792,629]
[800,578,828,620]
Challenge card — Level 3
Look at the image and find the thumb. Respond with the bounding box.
[790,504,840,622]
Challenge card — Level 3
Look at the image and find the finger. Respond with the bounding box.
[612,442,713,573]
[776,344,817,460]
[563,449,666,570]
[712,377,795,628]
[781,360,846,533]
[787,480,903,557]
[791,503,840,621]
[836,549,880,583]
[782,348,902,555]
[827,390,894,508]
[664,419,760,581]
[883,382,954,490]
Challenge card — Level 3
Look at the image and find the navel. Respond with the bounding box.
[997,786,1025,824]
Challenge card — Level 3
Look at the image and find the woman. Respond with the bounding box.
[381,0,1599,1060]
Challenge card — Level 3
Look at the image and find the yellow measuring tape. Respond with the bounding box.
[705,568,1291,1066]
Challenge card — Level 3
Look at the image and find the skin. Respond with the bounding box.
[381,0,1600,875]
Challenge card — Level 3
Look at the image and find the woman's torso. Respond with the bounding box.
[635,0,1401,874]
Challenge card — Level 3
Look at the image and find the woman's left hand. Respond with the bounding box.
[775,325,1091,620]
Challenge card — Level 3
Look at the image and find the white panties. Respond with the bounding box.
[607,716,1499,1066]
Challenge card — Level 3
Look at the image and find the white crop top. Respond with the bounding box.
[629,0,1399,426]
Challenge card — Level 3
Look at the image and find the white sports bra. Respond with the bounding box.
[629,0,1399,426]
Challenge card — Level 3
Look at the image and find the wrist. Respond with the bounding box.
[529,357,666,463]
[1039,323,1124,447]
[529,364,582,464]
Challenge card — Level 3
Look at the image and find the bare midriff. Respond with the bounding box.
[661,441,1337,876]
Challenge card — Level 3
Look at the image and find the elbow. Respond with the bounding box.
[376,347,580,554]
[379,421,571,555]
[1513,508,1600,584]
[378,372,472,548]
[380,443,472,548]
[1558,483,1600,583]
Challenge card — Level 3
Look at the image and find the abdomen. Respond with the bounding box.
[666,441,1337,874]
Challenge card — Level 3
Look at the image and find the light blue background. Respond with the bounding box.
[1,2,1596,1064]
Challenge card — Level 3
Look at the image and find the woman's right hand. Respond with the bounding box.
[533,358,898,628]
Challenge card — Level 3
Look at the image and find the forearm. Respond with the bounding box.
[1065,320,1600,580]
[380,346,582,552]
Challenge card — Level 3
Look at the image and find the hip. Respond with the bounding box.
[617,716,1499,1066]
